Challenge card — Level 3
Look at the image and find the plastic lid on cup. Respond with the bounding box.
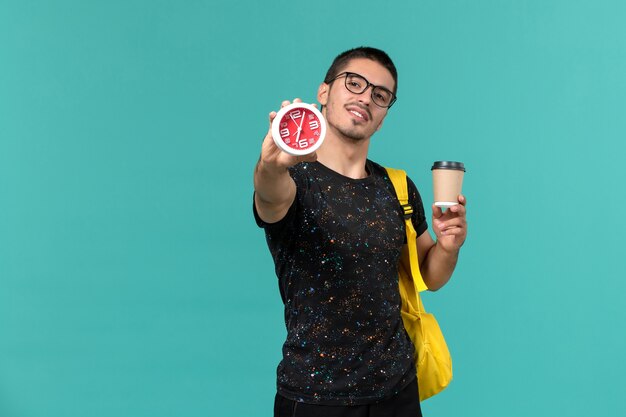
[431,161,466,172]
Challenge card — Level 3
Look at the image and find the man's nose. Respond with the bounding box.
[357,87,373,105]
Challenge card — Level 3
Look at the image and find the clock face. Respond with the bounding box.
[271,102,326,156]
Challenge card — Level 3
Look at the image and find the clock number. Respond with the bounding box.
[280,128,290,138]
[290,110,302,119]
[298,139,308,148]
[308,120,319,130]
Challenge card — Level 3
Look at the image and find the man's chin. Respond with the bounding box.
[342,126,372,142]
[338,129,368,142]
[327,118,372,141]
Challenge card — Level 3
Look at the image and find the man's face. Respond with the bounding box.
[318,58,396,142]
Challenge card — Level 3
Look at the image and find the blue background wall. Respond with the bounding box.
[1,1,624,416]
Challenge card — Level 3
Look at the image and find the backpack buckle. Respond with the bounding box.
[401,203,413,219]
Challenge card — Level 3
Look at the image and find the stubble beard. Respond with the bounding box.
[325,106,371,142]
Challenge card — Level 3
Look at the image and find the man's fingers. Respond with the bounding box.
[437,217,465,230]
[449,203,466,216]
[280,98,302,109]
[440,226,463,236]
[266,111,279,143]
[432,204,443,219]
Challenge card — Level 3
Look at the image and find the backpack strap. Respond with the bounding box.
[386,167,429,292]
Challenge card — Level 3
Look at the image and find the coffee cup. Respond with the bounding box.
[431,161,465,208]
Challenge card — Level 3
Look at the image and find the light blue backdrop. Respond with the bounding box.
[1,1,624,416]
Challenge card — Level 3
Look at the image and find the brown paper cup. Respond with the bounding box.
[432,161,465,207]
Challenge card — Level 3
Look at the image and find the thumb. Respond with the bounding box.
[262,111,277,145]
[268,111,277,128]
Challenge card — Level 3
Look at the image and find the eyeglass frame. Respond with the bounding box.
[325,71,397,108]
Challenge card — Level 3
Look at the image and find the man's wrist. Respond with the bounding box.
[435,240,460,257]
[256,158,288,178]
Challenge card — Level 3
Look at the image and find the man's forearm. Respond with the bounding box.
[253,158,297,224]
[254,159,294,205]
[420,242,459,291]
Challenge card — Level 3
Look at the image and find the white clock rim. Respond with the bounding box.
[271,102,327,156]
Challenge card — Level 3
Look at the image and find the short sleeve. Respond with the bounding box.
[253,191,298,230]
[252,163,309,231]
[406,175,428,237]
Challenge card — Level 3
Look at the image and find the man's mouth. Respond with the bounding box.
[346,106,370,122]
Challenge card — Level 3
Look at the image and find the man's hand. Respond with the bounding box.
[431,195,467,254]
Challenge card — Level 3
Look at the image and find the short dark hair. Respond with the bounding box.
[323,47,398,94]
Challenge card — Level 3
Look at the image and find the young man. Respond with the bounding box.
[254,47,467,417]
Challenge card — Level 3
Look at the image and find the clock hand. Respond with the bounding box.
[295,110,307,143]
[289,112,302,138]
[297,110,307,131]
[290,112,299,128]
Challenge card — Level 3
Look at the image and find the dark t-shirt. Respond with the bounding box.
[254,160,427,405]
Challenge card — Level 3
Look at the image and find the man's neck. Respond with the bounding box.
[316,133,371,179]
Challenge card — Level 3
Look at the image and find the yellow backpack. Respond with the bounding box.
[386,167,453,401]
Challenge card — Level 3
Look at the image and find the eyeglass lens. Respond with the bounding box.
[344,73,394,107]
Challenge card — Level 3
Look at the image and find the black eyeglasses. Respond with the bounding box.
[327,72,397,108]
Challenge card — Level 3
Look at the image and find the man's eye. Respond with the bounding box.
[375,90,391,102]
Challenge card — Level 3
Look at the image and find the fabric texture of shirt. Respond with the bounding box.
[254,160,427,405]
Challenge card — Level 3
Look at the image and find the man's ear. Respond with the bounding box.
[317,83,329,106]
